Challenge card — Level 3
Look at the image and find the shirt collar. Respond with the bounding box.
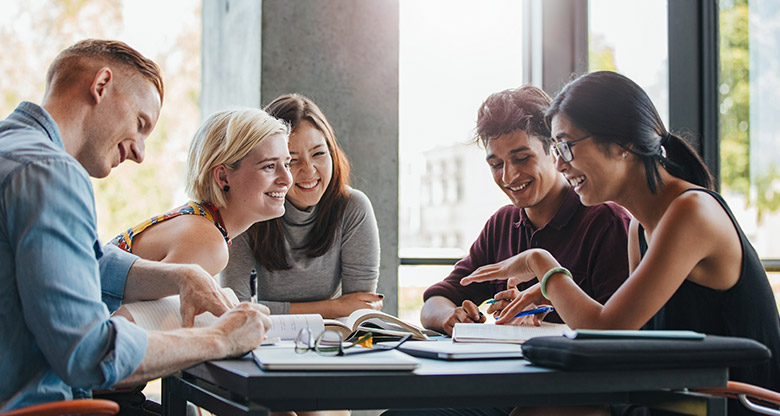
[517,185,580,231]
[10,102,64,150]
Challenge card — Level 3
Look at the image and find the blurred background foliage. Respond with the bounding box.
[719,0,751,201]
[1,0,776,239]
[0,0,201,241]
[719,0,780,220]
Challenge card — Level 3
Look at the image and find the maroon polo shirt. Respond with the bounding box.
[423,186,631,322]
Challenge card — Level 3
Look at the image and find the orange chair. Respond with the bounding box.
[696,381,780,415]
[0,399,119,416]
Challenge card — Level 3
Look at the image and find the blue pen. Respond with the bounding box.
[512,305,554,318]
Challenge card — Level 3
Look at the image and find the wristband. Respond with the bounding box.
[540,266,573,300]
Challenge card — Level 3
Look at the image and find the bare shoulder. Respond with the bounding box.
[132,214,229,275]
[658,189,741,288]
[663,189,731,230]
[648,189,731,258]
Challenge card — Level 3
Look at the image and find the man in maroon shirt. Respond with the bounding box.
[421,86,631,335]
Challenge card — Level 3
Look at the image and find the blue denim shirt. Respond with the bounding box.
[0,102,148,410]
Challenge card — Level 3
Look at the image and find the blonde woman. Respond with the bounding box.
[111,107,292,279]
[222,94,382,318]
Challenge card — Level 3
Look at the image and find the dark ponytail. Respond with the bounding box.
[546,71,714,193]
[661,132,714,190]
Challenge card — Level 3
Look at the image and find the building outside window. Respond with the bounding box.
[3,0,777,330]
[398,0,524,324]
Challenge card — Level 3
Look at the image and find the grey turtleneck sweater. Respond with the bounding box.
[219,187,380,314]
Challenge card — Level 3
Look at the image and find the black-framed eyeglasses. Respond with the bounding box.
[551,135,591,163]
[294,328,412,356]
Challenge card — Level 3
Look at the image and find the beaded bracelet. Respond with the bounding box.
[540,266,573,300]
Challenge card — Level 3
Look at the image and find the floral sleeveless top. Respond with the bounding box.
[110,201,231,253]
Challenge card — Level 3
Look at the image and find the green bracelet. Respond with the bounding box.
[540,266,573,300]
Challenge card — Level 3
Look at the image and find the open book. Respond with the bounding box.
[122,292,324,341]
[325,309,439,341]
[452,322,570,344]
[122,295,436,341]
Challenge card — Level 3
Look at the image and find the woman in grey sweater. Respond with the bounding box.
[220,94,382,318]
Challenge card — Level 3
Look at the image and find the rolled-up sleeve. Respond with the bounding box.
[8,157,147,389]
[99,244,138,312]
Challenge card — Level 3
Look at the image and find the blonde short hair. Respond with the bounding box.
[185,108,289,208]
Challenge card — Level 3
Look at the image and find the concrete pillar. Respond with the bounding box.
[202,0,400,315]
[201,0,262,119]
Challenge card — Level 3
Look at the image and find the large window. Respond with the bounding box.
[588,0,669,123]
[719,0,780,259]
[398,0,524,324]
[589,0,780,308]
[719,0,780,303]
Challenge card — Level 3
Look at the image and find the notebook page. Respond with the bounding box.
[123,290,323,339]
[453,322,569,343]
[123,289,241,331]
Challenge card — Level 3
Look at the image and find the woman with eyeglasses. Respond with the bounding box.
[221,93,382,319]
[462,71,780,416]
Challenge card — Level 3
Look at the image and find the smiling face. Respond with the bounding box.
[485,130,563,210]
[551,114,627,206]
[286,121,333,210]
[222,133,292,222]
[80,75,161,178]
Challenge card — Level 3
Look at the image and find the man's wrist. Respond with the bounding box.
[209,327,233,358]
[168,263,193,288]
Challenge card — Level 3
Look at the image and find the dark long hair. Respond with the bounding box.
[545,71,713,193]
[248,93,351,271]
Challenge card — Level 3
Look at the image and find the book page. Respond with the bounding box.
[339,309,429,340]
[123,295,208,331]
[124,289,240,331]
[123,290,323,340]
[343,309,386,328]
[452,322,569,344]
[268,314,324,340]
[345,309,421,333]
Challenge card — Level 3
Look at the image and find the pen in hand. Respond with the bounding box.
[511,305,554,319]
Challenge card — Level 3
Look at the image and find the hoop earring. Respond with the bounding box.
[223,185,230,192]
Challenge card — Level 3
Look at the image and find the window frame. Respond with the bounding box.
[400,0,780,272]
